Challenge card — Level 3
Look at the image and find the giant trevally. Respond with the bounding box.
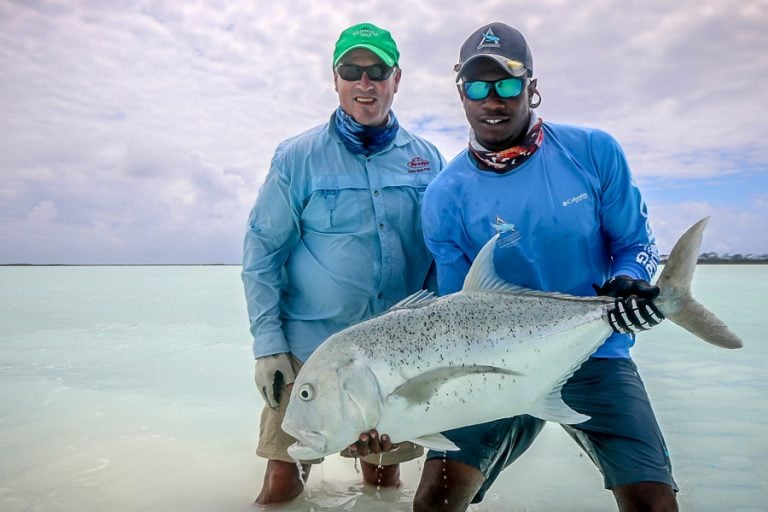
[281,217,742,460]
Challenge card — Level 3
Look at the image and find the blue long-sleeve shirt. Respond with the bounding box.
[421,122,658,358]
[242,114,445,362]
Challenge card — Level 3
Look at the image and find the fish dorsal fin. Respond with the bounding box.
[463,234,533,294]
[408,433,460,451]
[387,289,437,312]
[387,365,524,405]
[462,235,588,302]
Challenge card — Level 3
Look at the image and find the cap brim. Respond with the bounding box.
[455,54,528,80]
[334,44,396,67]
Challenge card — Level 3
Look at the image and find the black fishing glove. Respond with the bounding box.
[593,276,665,334]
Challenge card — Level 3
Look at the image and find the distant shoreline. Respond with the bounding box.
[2,261,768,267]
[0,263,242,267]
[662,258,768,265]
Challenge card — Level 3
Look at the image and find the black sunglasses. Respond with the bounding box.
[335,64,395,81]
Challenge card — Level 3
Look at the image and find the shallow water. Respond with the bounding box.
[0,265,766,511]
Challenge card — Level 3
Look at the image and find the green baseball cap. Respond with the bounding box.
[333,23,399,67]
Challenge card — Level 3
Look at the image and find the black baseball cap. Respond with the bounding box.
[454,22,533,81]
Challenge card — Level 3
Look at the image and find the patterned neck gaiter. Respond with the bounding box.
[333,106,399,156]
[469,111,544,173]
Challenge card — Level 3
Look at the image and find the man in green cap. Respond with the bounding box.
[242,22,445,504]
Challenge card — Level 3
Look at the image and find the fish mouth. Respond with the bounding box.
[285,430,327,460]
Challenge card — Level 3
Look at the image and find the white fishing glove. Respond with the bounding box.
[593,276,665,334]
[254,353,296,408]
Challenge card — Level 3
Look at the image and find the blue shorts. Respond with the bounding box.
[425,357,678,504]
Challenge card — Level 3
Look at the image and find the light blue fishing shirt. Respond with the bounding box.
[243,114,445,362]
[421,122,658,358]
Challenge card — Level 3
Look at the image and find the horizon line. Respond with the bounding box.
[3,261,768,267]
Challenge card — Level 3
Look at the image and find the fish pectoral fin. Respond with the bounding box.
[529,388,590,425]
[409,433,460,451]
[387,365,524,406]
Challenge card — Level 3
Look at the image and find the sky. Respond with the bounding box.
[1,0,767,264]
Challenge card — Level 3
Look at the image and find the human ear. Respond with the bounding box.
[528,78,541,108]
[392,67,402,94]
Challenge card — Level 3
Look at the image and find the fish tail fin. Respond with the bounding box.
[656,217,743,349]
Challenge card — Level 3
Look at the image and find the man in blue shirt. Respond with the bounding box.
[412,23,675,511]
[242,23,444,505]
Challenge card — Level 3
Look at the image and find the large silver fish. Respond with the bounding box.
[282,218,743,460]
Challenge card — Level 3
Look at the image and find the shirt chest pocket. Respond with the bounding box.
[302,174,370,234]
[379,172,433,232]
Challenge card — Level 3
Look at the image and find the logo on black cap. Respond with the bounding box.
[478,28,501,49]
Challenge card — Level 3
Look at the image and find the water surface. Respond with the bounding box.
[0,265,766,511]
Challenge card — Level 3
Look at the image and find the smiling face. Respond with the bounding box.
[459,58,537,151]
[334,48,401,127]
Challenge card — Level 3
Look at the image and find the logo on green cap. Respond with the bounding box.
[333,23,400,67]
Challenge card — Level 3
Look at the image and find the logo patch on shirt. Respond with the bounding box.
[407,156,431,173]
[562,192,588,207]
[492,216,521,248]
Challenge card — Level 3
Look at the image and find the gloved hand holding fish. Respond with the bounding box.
[593,276,665,334]
[281,217,743,461]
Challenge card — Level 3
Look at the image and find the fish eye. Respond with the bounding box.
[298,383,315,402]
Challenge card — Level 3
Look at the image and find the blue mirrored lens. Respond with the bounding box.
[464,81,491,100]
[495,78,524,98]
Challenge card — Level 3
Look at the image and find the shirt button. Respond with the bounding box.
[377,292,383,299]
[378,223,385,230]
[373,190,380,196]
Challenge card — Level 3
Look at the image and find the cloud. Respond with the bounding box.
[1,0,766,263]
[1,137,252,263]
[650,196,768,256]
[27,200,58,223]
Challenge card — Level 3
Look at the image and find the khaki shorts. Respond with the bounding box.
[256,355,424,465]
